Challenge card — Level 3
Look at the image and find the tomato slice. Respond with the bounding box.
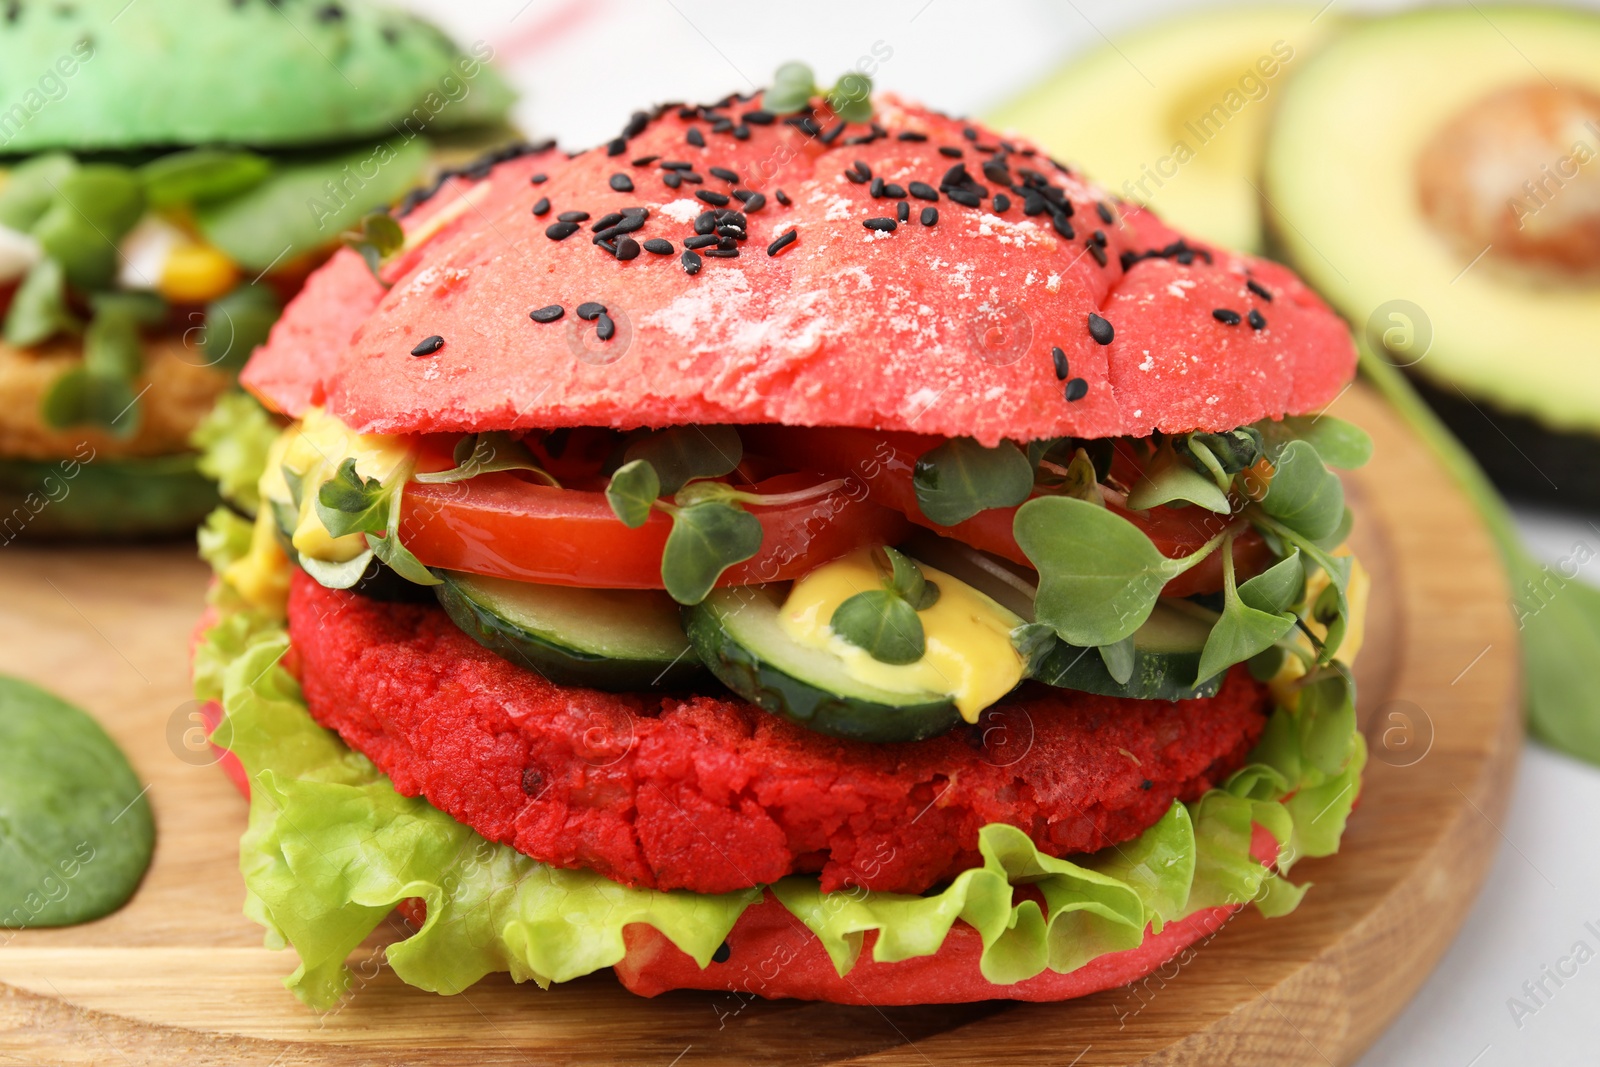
[744,426,1271,597]
[399,470,910,589]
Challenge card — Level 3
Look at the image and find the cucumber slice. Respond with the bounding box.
[1031,601,1221,701]
[435,570,703,691]
[684,586,961,743]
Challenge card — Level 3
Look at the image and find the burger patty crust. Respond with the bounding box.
[288,571,1272,895]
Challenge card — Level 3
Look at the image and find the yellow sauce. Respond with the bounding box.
[778,548,1026,722]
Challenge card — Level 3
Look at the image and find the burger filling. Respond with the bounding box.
[195,398,1370,1005]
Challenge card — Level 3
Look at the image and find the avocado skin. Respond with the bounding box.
[1413,374,1600,511]
[682,599,962,744]
[0,453,217,541]
[435,574,707,692]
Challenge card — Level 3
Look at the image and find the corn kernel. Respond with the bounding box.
[159,243,239,304]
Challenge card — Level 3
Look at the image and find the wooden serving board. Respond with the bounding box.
[0,383,1519,1066]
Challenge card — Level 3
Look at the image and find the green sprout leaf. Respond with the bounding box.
[5,257,79,346]
[1252,513,1351,666]
[339,210,405,286]
[828,72,874,124]
[32,164,146,291]
[203,283,281,372]
[832,590,925,665]
[605,459,660,528]
[622,425,742,496]
[139,148,272,208]
[880,545,935,607]
[1297,669,1357,776]
[39,296,163,436]
[1059,447,1104,505]
[764,61,817,113]
[1126,454,1233,514]
[367,481,441,587]
[1014,496,1224,646]
[1258,415,1373,470]
[39,366,139,437]
[1258,440,1345,542]
[315,458,390,539]
[660,501,763,605]
[913,437,1035,526]
[0,152,75,232]
[299,551,374,591]
[1194,545,1302,686]
[415,432,558,487]
[1098,635,1136,685]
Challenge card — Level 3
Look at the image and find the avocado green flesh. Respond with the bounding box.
[435,571,705,691]
[0,452,217,540]
[685,587,961,744]
[1031,602,1220,701]
[1264,5,1600,434]
[0,0,513,154]
[990,4,1339,253]
[0,676,154,927]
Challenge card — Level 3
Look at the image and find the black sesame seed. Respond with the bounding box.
[1140,779,1153,791]
[557,210,590,223]
[683,234,719,250]
[1212,308,1242,326]
[898,131,928,142]
[775,189,792,206]
[939,163,970,189]
[1248,309,1267,330]
[532,197,551,216]
[981,159,1011,186]
[710,166,740,184]
[938,145,963,158]
[820,122,846,145]
[920,206,938,226]
[615,237,641,261]
[545,221,579,240]
[712,941,732,964]
[1096,202,1115,225]
[529,305,564,323]
[529,173,548,184]
[863,217,897,232]
[869,176,886,198]
[576,302,607,321]
[686,127,706,147]
[643,238,674,255]
[1087,313,1114,345]
[681,249,702,274]
[610,174,634,192]
[742,192,767,213]
[695,189,730,207]
[715,223,746,239]
[623,110,649,138]
[632,155,659,167]
[767,229,798,256]
[947,188,981,208]
[660,160,692,170]
[1247,279,1274,302]
[693,211,716,235]
[882,182,906,199]
[1051,346,1069,379]
[1021,193,1047,216]
[663,171,682,189]
[1087,243,1108,267]
[316,4,344,22]
[591,211,624,232]
[1052,214,1075,240]
[1064,377,1089,402]
[962,126,978,141]
[908,181,939,202]
[897,200,909,223]
[411,335,445,357]
[1091,229,1107,247]
[743,109,775,125]
[606,137,626,157]
[992,193,1011,213]
[704,248,739,258]
[595,313,616,341]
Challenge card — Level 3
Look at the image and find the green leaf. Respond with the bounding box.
[1177,428,1265,492]
[660,501,763,605]
[1015,496,1218,646]
[4,257,78,346]
[1259,415,1373,470]
[40,368,139,437]
[1298,670,1357,776]
[622,425,742,496]
[914,437,1035,526]
[604,459,659,528]
[1194,546,1299,687]
[1126,456,1233,514]
[82,302,146,380]
[880,545,928,605]
[1098,636,1135,685]
[1259,440,1345,541]
[315,458,389,539]
[203,284,281,372]
[0,152,75,232]
[299,550,374,590]
[1238,550,1305,615]
[139,148,272,208]
[832,590,926,665]
[415,432,557,486]
[764,61,817,113]
[1253,515,1351,666]
[31,164,146,291]
[829,72,875,124]
[339,210,405,285]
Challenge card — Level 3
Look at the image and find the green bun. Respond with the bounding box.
[0,0,513,153]
[0,452,218,541]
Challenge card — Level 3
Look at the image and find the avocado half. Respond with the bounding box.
[1263,6,1600,507]
[989,5,1342,252]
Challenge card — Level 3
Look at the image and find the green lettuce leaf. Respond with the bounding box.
[191,391,280,515]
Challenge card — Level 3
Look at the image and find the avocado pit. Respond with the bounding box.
[1417,82,1600,277]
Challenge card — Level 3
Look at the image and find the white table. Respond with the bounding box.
[398,3,1600,1062]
